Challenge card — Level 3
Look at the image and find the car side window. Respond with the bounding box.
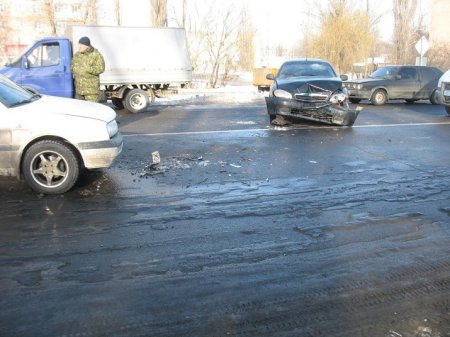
[27,42,60,68]
[399,67,417,80]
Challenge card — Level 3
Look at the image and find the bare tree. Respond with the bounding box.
[82,0,98,25]
[392,0,417,64]
[42,0,57,36]
[151,0,168,27]
[115,0,121,26]
[308,0,376,73]
[205,4,242,87]
[428,43,450,71]
[235,6,255,72]
[169,0,187,28]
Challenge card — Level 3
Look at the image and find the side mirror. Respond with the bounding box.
[340,74,348,81]
[23,56,30,69]
[266,73,275,81]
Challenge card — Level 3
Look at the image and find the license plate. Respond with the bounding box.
[444,90,450,97]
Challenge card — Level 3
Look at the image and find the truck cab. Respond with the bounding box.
[0,38,73,98]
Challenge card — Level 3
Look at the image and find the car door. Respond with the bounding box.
[393,67,420,99]
[0,105,14,175]
[19,41,68,97]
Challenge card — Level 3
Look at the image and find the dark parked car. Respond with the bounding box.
[265,58,360,126]
[343,65,443,105]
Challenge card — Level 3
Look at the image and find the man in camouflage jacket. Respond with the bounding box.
[71,36,105,102]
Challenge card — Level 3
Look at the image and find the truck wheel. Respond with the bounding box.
[111,98,124,109]
[22,140,81,194]
[370,89,387,106]
[124,89,149,113]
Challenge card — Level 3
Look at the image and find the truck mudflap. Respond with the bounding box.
[266,97,362,127]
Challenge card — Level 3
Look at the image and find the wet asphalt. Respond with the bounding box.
[1,93,450,337]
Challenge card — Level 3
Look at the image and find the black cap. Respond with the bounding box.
[79,36,91,46]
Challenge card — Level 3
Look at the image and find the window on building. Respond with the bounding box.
[56,21,67,34]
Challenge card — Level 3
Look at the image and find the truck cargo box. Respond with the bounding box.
[66,25,193,86]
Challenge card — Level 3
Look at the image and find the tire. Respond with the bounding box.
[445,106,450,116]
[111,98,124,109]
[349,98,361,104]
[22,140,81,194]
[430,90,439,105]
[124,89,149,113]
[370,89,387,106]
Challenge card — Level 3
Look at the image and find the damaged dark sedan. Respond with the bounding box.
[265,58,361,126]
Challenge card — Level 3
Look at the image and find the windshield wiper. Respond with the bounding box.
[9,94,41,107]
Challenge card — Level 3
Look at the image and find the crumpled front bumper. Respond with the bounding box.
[265,96,361,126]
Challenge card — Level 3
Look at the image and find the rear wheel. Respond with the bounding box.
[22,140,80,194]
[124,89,149,113]
[370,89,387,106]
[111,98,124,109]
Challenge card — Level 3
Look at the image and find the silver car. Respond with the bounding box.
[0,74,123,194]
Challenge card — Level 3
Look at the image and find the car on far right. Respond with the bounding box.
[437,69,450,116]
[343,65,443,106]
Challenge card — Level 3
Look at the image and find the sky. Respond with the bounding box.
[99,0,432,50]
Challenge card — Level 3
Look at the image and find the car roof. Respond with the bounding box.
[282,58,331,64]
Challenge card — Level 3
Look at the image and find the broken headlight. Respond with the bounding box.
[329,92,347,104]
[328,88,348,104]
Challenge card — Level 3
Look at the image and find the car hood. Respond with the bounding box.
[25,95,117,122]
[276,77,342,93]
[346,78,386,84]
[438,69,450,86]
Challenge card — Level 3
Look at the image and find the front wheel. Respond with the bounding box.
[124,89,149,113]
[430,90,439,105]
[370,89,387,106]
[111,97,124,109]
[349,98,361,104]
[445,106,450,116]
[22,140,81,194]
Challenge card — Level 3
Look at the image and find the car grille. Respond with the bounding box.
[294,84,331,103]
[294,92,329,102]
[443,82,450,103]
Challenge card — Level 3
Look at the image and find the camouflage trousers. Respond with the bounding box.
[75,93,100,103]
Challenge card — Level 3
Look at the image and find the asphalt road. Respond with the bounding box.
[1,91,450,337]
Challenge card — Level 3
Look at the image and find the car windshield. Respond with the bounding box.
[277,61,336,79]
[369,67,400,79]
[0,75,40,108]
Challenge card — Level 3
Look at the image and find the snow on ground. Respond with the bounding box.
[155,72,267,106]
